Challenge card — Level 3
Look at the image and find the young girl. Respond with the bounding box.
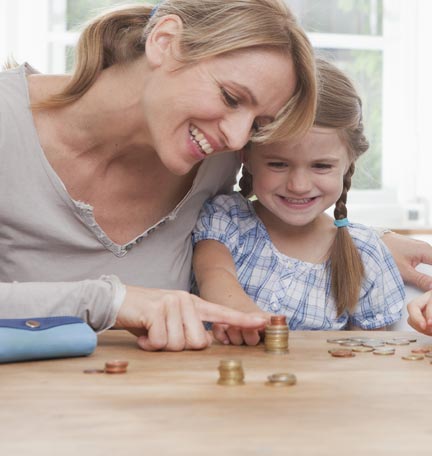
[192,59,405,345]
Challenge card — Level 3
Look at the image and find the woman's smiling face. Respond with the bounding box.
[146,47,297,175]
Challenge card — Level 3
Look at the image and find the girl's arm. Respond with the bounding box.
[193,239,269,345]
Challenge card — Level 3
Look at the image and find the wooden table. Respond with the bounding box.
[1,330,432,455]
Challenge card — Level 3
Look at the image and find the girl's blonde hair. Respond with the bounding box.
[34,0,316,143]
[240,58,369,316]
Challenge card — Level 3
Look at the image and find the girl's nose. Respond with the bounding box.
[286,169,312,194]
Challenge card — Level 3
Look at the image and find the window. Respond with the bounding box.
[1,0,431,228]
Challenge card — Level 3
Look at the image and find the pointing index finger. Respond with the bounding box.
[194,297,266,329]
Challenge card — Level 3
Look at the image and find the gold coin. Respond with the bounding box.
[266,372,297,386]
[402,354,424,361]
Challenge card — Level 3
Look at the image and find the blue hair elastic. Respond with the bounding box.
[334,218,349,228]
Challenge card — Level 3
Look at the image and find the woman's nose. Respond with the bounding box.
[220,111,255,151]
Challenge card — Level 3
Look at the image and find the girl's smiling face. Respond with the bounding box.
[246,127,351,228]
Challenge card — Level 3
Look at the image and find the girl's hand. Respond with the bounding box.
[212,311,271,346]
[407,290,432,335]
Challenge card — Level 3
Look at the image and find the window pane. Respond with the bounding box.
[316,48,383,189]
[290,0,383,36]
[66,0,156,31]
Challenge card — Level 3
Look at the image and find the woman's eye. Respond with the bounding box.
[221,88,239,108]
[268,162,287,169]
[314,163,332,169]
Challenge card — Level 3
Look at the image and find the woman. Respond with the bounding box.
[0,0,317,351]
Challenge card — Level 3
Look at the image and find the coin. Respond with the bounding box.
[265,372,297,387]
[328,349,355,358]
[326,338,351,344]
[352,346,374,353]
[386,338,411,346]
[411,348,431,354]
[402,354,424,361]
[340,341,362,347]
[270,315,287,326]
[373,348,395,355]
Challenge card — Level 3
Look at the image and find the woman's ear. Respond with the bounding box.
[145,14,183,68]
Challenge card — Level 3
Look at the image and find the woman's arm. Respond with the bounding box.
[193,239,269,345]
[0,277,267,351]
[382,232,432,291]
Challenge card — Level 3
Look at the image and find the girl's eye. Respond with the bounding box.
[221,88,239,108]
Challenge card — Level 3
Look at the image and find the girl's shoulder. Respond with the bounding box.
[346,222,393,266]
[204,192,253,217]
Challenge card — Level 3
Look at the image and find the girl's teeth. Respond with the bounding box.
[195,133,204,141]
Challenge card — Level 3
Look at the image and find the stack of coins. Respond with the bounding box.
[105,360,129,374]
[217,359,245,386]
[264,315,289,354]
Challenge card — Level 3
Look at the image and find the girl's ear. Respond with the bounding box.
[145,14,183,68]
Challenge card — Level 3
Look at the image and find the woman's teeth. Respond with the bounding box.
[190,126,214,155]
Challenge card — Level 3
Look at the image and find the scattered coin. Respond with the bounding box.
[326,338,352,344]
[402,354,424,361]
[340,341,362,347]
[411,348,431,354]
[352,346,374,353]
[386,338,411,346]
[373,348,395,356]
[329,349,355,358]
[265,372,297,387]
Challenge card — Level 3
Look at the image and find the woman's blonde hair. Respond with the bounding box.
[240,58,369,316]
[35,0,316,143]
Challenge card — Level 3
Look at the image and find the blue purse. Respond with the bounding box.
[0,316,97,363]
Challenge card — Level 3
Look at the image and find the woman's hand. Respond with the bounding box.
[407,290,432,335]
[382,232,432,291]
[115,286,267,351]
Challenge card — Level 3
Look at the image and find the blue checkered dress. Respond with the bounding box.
[192,193,405,330]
